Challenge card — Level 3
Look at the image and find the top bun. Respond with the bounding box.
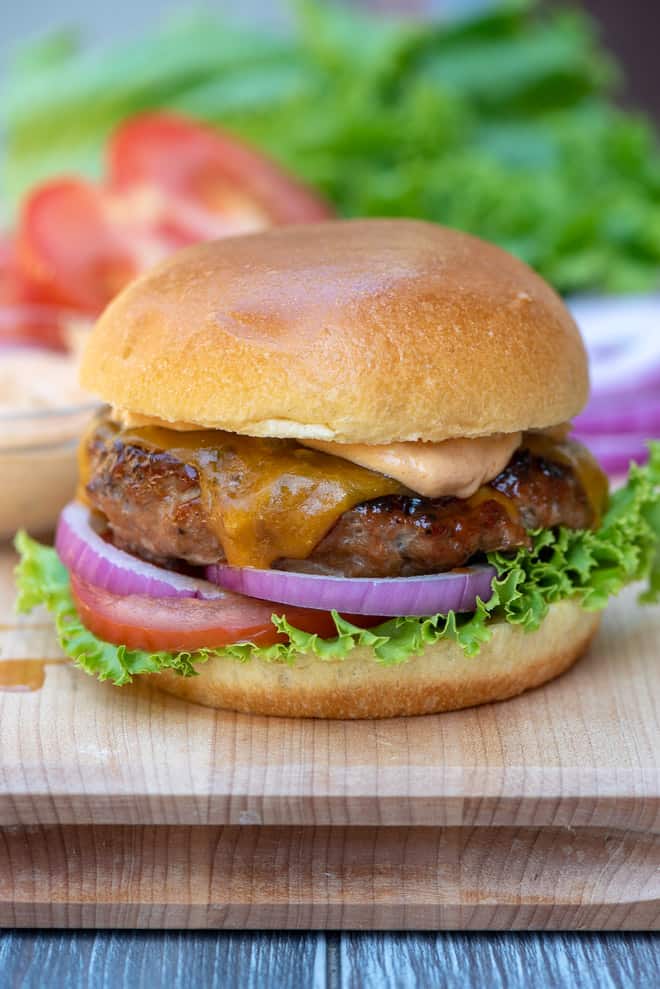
[80,219,589,444]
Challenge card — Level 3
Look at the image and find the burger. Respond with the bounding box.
[16,220,659,718]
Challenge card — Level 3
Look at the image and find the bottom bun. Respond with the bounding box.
[152,599,601,719]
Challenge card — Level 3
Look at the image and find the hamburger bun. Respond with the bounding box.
[81,219,588,444]
[152,600,600,719]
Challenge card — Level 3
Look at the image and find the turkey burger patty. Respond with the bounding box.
[84,411,603,578]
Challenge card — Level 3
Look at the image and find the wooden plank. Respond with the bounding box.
[0,824,657,930]
[0,550,659,831]
[338,932,660,989]
[0,930,328,989]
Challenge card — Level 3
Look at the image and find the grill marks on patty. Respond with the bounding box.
[85,420,597,578]
[86,429,211,567]
[281,495,526,578]
[301,449,593,577]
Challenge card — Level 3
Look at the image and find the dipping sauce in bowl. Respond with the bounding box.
[0,307,97,540]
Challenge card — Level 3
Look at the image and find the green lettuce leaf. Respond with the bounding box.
[14,442,660,686]
[4,1,660,294]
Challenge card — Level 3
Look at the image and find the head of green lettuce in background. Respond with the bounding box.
[4,0,660,297]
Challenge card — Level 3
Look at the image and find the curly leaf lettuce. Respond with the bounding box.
[14,443,660,686]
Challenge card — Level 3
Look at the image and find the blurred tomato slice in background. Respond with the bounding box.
[0,238,13,299]
[0,237,69,351]
[13,113,334,316]
[107,113,333,240]
[0,236,41,305]
[16,178,165,313]
[0,304,70,352]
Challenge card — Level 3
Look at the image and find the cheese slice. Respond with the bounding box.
[111,406,521,499]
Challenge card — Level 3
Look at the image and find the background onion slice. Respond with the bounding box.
[572,434,653,477]
[206,563,496,617]
[56,501,222,599]
[569,295,660,476]
[574,395,660,437]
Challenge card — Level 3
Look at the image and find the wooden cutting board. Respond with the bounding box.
[0,546,658,930]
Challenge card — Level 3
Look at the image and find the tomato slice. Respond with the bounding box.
[0,239,69,350]
[0,237,14,301]
[15,114,333,315]
[108,112,333,238]
[0,237,44,305]
[69,572,369,653]
[16,178,171,313]
[0,306,70,352]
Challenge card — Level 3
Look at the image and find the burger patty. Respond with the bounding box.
[85,421,598,578]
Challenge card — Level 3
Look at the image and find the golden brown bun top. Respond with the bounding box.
[80,219,589,443]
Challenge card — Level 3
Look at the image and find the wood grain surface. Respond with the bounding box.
[0,930,658,989]
[1,823,657,929]
[0,547,659,929]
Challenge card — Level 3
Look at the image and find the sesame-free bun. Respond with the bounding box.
[81,219,589,444]
[152,600,599,719]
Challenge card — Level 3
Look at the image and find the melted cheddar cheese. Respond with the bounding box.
[121,426,404,567]
[81,416,607,570]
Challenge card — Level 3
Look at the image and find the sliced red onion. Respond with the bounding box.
[572,434,652,477]
[56,501,222,600]
[574,397,660,436]
[206,563,495,617]
[566,294,660,476]
[569,295,660,393]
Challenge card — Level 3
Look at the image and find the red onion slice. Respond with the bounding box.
[569,295,660,393]
[56,501,222,600]
[206,563,496,617]
[567,294,660,476]
[571,434,652,477]
[574,397,660,437]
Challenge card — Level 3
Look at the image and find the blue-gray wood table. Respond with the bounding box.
[1,932,658,987]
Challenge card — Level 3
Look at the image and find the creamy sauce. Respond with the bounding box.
[302,433,522,499]
[1,349,96,539]
[113,406,523,499]
[1,350,89,424]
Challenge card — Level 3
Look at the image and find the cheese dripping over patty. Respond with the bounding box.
[112,406,521,499]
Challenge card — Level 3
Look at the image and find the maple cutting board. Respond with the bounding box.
[0,546,658,930]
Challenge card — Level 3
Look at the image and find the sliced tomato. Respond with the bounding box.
[16,178,170,313]
[69,573,363,653]
[107,112,333,239]
[0,237,13,299]
[0,237,44,305]
[15,115,332,316]
[0,239,69,350]
[0,305,70,352]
